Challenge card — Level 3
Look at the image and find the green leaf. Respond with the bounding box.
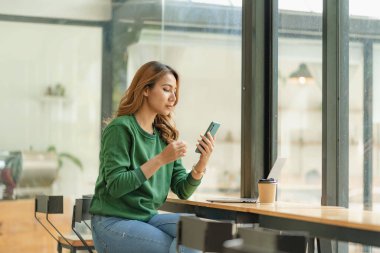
[47,145,57,153]
[58,159,63,169]
[59,153,83,171]
[46,145,83,171]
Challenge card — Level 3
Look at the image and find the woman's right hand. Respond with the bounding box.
[158,140,187,165]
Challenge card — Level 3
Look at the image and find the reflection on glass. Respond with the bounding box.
[289,63,314,85]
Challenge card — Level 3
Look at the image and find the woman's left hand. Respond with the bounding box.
[196,132,215,166]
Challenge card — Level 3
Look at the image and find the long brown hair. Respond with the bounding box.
[115,61,180,144]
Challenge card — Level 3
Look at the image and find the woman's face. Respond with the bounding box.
[144,73,177,116]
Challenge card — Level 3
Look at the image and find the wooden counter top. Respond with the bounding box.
[166,195,380,232]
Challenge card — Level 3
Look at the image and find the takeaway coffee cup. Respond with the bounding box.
[258,178,277,204]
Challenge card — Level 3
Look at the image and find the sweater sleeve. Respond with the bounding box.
[102,125,147,198]
[170,159,202,199]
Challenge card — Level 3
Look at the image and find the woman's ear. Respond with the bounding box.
[143,87,150,97]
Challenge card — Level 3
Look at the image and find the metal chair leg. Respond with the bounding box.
[57,242,62,253]
[308,237,315,253]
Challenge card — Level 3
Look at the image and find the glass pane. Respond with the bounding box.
[349,2,380,251]
[123,0,242,196]
[277,2,322,203]
[164,1,242,196]
[349,0,380,214]
[350,0,380,19]
[0,21,102,198]
[374,44,380,209]
[279,0,322,13]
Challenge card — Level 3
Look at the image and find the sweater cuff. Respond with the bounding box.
[134,167,147,184]
[187,173,202,186]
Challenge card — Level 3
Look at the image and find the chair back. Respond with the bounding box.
[73,198,92,223]
[35,195,72,246]
[35,195,63,214]
[228,227,308,253]
[71,197,94,253]
[178,215,234,252]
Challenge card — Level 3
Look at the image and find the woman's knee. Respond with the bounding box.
[149,213,195,237]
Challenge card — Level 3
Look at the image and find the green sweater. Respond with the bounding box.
[90,115,201,221]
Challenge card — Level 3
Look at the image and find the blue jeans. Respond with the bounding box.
[91,213,201,253]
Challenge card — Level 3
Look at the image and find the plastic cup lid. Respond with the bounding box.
[258,178,277,183]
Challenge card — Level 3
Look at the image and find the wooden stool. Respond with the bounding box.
[57,234,94,253]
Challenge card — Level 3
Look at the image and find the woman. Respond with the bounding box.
[90,61,215,253]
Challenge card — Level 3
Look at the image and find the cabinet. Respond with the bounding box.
[0,198,71,253]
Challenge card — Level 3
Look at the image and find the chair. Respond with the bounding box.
[57,197,95,253]
[223,227,309,253]
[35,195,95,253]
[177,215,235,252]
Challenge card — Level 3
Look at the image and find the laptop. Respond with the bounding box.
[206,157,286,203]
[207,197,257,203]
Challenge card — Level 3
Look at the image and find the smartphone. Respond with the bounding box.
[195,121,221,153]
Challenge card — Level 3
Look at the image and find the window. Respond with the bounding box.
[123,0,242,195]
[0,21,102,197]
[277,1,322,203]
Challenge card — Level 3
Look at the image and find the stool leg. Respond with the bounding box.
[57,242,62,253]
[317,238,321,253]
